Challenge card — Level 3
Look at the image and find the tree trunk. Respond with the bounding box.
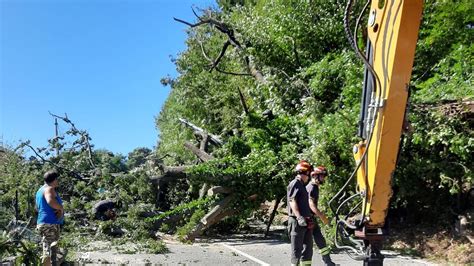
[184,142,214,162]
[150,165,190,185]
[186,195,234,241]
[265,197,283,238]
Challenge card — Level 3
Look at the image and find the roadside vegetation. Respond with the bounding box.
[1,0,472,264]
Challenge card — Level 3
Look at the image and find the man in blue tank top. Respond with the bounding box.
[35,170,64,266]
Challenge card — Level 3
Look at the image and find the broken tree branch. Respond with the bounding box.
[48,112,96,168]
[237,87,249,115]
[186,194,235,241]
[264,197,283,238]
[207,186,232,196]
[199,134,209,152]
[184,142,214,162]
[150,165,190,184]
[209,40,230,72]
[198,38,251,76]
[175,10,265,83]
[178,118,223,145]
[199,183,210,199]
[16,141,85,181]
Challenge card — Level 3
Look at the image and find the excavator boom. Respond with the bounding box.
[356,0,423,228]
[333,1,424,265]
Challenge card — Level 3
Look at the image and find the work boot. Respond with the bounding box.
[322,254,336,266]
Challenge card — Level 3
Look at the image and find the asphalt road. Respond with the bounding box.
[74,236,435,265]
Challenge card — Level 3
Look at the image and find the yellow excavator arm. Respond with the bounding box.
[331,1,424,265]
[356,0,423,228]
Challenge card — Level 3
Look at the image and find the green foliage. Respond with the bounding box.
[143,240,168,254]
[145,197,213,223]
[413,0,473,87]
[227,0,348,72]
[176,209,206,241]
[126,147,152,169]
[1,0,471,255]
[393,104,473,218]
[155,0,473,233]
[414,44,473,102]
[0,148,43,226]
[0,231,40,265]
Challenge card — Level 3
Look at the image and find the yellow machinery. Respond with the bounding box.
[329,1,423,265]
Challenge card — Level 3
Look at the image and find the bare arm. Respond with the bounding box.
[44,187,63,211]
[309,198,329,224]
[289,198,301,217]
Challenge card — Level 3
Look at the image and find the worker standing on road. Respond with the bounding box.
[307,166,336,266]
[36,170,64,266]
[287,160,314,266]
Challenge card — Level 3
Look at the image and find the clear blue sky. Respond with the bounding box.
[1,0,216,156]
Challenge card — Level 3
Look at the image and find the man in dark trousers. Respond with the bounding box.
[287,160,314,266]
[307,166,336,266]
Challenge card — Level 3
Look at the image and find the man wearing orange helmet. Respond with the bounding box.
[307,166,335,266]
[287,160,314,266]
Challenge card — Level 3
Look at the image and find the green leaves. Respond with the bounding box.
[155,0,473,228]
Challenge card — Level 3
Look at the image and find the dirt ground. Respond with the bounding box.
[387,227,473,264]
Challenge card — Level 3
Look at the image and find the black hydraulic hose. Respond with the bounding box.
[334,220,363,254]
[330,0,374,220]
[345,200,363,221]
[343,0,357,51]
[351,0,383,99]
[335,193,361,220]
[353,0,383,229]
[333,0,384,229]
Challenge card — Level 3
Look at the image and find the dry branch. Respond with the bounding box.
[49,112,96,168]
[199,133,209,151]
[178,118,223,145]
[237,87,249,115]
[16,141,86,181]
[175,10,265,83]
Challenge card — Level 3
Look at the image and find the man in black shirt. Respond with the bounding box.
[307,166,335,266]
[287,160,314,266]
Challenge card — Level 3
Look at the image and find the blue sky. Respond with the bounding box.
[1,0,216,156]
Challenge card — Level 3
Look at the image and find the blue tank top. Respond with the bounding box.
[36,185,64,224]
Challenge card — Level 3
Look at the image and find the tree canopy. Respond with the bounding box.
[155,0,473,228]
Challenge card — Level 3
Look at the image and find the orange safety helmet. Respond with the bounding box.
[311,166,328,177]
[295,160,313,175]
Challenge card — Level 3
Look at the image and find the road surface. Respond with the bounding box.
[74,235,435,265]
